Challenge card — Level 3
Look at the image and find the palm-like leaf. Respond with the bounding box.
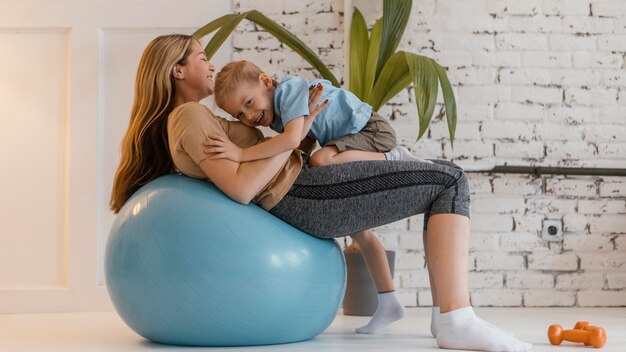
[349,0,456,144]
[406,52,439,140]
[376,0,412,79]
[432,61,457,146]
[192,11,339,87]
[369,51,411,110]
[194,14,239,39]
[361,18,383,103]
[349,8,369,100]
[204,13,247,60]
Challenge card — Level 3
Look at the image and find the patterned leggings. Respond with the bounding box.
[270,159,470,239]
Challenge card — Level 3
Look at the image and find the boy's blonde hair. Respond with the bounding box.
[214,60,264,108]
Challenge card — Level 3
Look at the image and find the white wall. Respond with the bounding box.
[232,0,626,307]
[0,0,231,313]
[1,0,624,313]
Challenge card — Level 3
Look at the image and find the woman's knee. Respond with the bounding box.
[456,171,469,193]
[430,159,464,170]
[452,171,471,214]
[429,166,470,218]
[430,159,468,191]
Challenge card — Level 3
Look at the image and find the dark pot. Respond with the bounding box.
[342,250,395,316]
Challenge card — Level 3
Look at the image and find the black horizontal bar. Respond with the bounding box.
[466,165,626,177]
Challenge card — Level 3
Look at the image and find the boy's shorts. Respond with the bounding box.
[325,112,397,153]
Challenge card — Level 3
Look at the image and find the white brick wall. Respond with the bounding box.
[233,0,626,306]
[524,290,576,306]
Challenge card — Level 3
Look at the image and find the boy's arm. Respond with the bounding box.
[206,116,307,162]
[301,104,320,140]
[240,117,305,162]
[294,96,325,154]
[301,84,325,140]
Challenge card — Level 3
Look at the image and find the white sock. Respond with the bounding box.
[436,307,532,352]
[431,306,514,338]
[384,146,432,163]
[431,306,439,337]
[355,291,405,334]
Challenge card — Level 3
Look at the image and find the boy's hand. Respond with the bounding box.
[303,83,328,139]
[203,135,243,162]
[308,83,328,114]
[308,83,323,108]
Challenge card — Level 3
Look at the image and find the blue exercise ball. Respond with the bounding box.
[105,174,346,346]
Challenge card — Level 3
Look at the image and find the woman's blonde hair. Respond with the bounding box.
[214,60,264,108]
[110,34,194,213]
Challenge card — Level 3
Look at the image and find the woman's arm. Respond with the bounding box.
[197,146,292,205]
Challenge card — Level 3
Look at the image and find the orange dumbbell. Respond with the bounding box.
[573,321,589,330]
[548,323,606,348]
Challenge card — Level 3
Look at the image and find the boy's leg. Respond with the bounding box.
[350,230,405,334]
[385,146,433,163]
[309,112,392,167]
[309,146,385,167]
[349,230,393,291]
[309,145,429,167]
[307,112,428,167]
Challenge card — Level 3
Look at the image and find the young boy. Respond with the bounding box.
[208,60,428,334]
[210,60,428,166]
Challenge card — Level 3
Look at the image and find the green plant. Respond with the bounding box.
[193,0,456,145]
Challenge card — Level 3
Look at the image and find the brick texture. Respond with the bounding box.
[233,0,626,306]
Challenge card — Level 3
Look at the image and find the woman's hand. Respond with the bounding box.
[203,135,243,162]
[297,135,317,155]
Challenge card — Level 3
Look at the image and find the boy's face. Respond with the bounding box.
[222,74,275,128]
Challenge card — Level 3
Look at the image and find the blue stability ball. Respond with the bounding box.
[105,174,346,346]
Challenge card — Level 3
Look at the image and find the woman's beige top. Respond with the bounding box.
[167,102,303,210]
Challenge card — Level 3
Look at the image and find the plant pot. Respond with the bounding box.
[342,250,395,316]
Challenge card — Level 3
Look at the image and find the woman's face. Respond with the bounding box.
[179,40,216,98]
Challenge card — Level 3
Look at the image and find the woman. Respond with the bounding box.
[111,34,531,352]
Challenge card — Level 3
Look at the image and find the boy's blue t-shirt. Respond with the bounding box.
[271,75,372,146]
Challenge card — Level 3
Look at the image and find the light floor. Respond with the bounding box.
[1,308,624,352]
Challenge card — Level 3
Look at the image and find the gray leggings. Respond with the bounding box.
[269,159,470,239]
